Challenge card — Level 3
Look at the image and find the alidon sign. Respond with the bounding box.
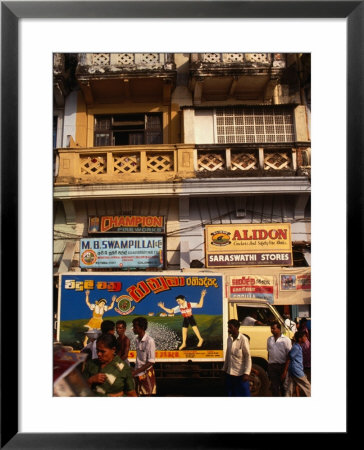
[205,223,293,267]
[80,237,163,269]
[58,272,224,361]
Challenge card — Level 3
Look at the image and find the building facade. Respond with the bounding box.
[53,52,311,326]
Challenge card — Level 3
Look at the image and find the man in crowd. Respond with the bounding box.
[132,317,156,396]
[267,321,292,396]
[282,331,311,397]
[222,319,252,397]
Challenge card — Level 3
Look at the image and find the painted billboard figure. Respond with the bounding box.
[83,290,116,345]
[158,289,206,350]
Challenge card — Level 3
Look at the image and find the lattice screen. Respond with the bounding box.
[147,153,174,172]
[115,53,135,65]
[215,107,295,144]
[80,155,107,174]
[91,54,110,65]
[113,154,140,173]
[140,53,160,64]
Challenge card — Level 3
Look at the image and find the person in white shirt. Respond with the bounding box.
[267,321,292,396]
[131,317,156,396]
[222,319,252,396]
[284,314,297,333]
[241,311,264,326]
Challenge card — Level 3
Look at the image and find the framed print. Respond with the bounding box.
[1,0,358,448]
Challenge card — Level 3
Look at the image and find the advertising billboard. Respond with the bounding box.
[88,215,165,234]
[205,223,293,267]
[229,275,275,303]
[58,273,224,361]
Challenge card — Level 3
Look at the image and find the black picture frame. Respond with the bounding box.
[1,1,356,448]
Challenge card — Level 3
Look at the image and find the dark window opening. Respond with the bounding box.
[236,306,275,326]
[53,116,58,148]
[94,113,163,146]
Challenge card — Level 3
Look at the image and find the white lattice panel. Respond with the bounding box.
[113,154,140,173]
[245,53,270,64]
[223,53,245,62]
[116,53,135,65]
[231,151,258,171]
[141,53,160,64]
[147,153,174,172]
[202,53,222,63]
[91,54,110,65]
[264,152,292,170]
[198,152,225,171]
[80,155,106,174]
[215,107,295,143]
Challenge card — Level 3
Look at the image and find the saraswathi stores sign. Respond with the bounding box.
[205,223,293,267]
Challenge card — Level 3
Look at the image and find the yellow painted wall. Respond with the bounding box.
[75,92,88,147]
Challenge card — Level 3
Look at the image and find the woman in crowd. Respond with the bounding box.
[82,333,137,397]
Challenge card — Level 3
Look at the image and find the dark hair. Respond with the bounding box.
[116,320,126,327]
[271,321,281,330]
[294,331,306,341]
[228,319,240,329]
[101,320,115,334]
[132,316,148,331]
[176,295,185,301]
[96,333,117,349]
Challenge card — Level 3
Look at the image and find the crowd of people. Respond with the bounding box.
[81,316,156,397]
[223,316,311,397]
[80,314,311,397]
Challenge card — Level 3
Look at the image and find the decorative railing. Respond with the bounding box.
[56,145,193,184]
[55,144,310,184]
[78,53,175,69]
[195,147,298,173]
[200,53,271,64]
[191,53,286,68]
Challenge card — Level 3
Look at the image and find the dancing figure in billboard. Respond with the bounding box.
[83,290,116,345]
[158,289,206,350]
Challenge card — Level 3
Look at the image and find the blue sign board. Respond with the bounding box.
[80,237,163,269]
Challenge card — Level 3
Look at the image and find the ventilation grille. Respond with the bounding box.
[216,107,295,144]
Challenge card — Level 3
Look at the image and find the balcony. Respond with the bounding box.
[189,53,287,104]
[195,144,310,177]
[54,143,310,186]
[76,53,177,105]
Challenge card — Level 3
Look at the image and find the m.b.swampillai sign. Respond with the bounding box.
[205,223,293,267]
[80,237,163,269]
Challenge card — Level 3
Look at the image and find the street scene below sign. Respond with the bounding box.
[205,223,293,267]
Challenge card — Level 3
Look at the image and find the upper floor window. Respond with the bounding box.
[94,113,163,146]
[215,106,295,144]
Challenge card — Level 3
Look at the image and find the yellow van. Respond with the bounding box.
[228,298,294,396]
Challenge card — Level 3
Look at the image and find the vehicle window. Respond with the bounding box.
[237,306,275,326]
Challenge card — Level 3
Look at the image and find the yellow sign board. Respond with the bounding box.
[205,223,293,267]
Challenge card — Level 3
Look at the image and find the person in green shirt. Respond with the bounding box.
[82,334,136,397]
